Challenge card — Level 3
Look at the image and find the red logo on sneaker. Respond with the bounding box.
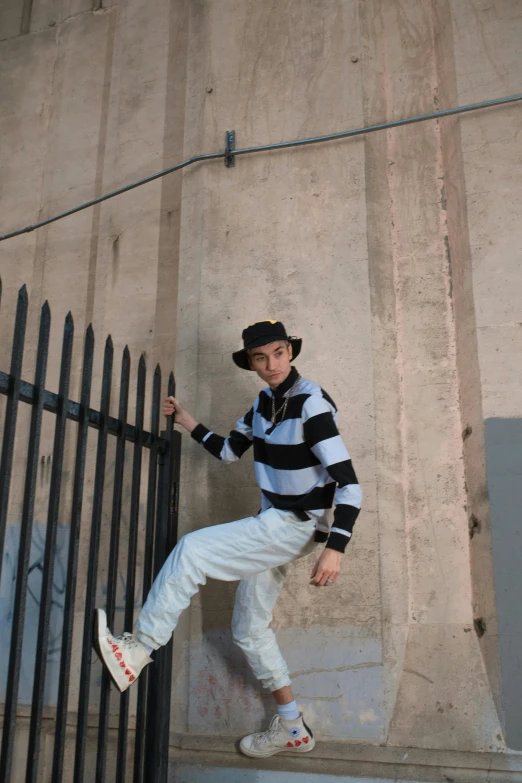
[107,637,113,645]
[294,740,301,746]
[120,661,126,668]
[115,652,122,661]
[125,669,131,675]
[112,644,119,652]
[303,736,309,744]
[286,742,293,747]
[129,674,135,682]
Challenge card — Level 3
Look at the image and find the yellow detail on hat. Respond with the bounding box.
[248,319,277,327]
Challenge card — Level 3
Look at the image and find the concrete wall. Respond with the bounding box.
[1,0,522,778]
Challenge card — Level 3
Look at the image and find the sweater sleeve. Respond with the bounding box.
[190,405,254,463]
[302,394,362,553]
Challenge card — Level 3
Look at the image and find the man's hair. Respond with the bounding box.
[247,340,290,359]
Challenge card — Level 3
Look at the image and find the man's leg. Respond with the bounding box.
[232,552,317,757]
[94,508,316,691]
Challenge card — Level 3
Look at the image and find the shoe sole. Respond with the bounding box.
[239,739,316,758]
[93,608,127,693]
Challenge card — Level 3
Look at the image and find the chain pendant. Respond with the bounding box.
[270,376,300,426]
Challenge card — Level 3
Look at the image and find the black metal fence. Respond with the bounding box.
[0,281,180,782]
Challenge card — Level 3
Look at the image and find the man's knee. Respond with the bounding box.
[232,615,252,648]
[232,628,247,649]
[232,625,270,651]
[175,531,196,556]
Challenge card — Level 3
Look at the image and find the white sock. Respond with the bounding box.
[277,700,300,721]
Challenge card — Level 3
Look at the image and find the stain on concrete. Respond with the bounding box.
[188,625,384,742]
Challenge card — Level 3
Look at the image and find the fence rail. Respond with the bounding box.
[0,280,180,783]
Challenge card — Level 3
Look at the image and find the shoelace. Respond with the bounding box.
[254,716,282,746]
[113,632,138,649]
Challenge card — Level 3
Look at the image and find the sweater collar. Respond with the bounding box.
[271,366,299,398]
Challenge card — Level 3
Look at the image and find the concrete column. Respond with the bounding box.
[448,0,522,749]
[361,0,503,751]
[176,0,380,740]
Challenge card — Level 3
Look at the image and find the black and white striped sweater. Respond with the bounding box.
[191,367,362,553]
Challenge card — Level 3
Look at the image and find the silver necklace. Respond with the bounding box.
[271,375,300,426]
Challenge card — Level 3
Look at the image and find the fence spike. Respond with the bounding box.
[97,333,131,781]
[26,302,74,783]
[116,346,147,783]
[134,357,162,782]
[0,292,50,783]
[0,279,29,590]
[52,309,95,782]
[74,330,114,783]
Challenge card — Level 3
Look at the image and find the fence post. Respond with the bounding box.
[145,372,180,782]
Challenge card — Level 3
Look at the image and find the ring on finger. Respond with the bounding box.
[326,578,333,584]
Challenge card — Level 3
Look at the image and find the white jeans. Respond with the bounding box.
[134,508,318,692]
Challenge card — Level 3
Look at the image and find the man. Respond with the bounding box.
[95,320,362,758]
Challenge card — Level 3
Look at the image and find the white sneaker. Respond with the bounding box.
[239,713,315,758]
[93,608,152,692]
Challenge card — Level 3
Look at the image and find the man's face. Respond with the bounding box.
[248,341,293,388]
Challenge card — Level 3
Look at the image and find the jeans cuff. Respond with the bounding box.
[134,629,160,651]
[267,673,292,692]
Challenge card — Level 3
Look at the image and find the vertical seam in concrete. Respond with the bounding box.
[20,0,34,36]
[427,26,463,622]
[355,0,383,677]
[388,169,411,629]
[360,0,407,743]
[30,25,61,317]
[85,8,117,330]
[182,0,208,735]
[152,0,190,372]
[376,0,412,635]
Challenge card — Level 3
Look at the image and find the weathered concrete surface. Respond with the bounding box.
[1,0,522,779]
[360,0,504,753]
[449,0,522,750]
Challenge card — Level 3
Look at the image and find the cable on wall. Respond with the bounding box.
[1,92,521,243]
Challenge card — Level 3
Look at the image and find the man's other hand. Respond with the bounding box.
[310,548,342,587]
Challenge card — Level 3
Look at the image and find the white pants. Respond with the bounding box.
[134,508,318,692]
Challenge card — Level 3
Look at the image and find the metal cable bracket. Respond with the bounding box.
[225,130,236,168]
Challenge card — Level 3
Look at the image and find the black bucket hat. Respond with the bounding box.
[232,320,302,371]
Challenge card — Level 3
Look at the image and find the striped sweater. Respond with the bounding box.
[191,367,362,553]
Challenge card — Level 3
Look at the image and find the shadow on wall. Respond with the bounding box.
[485,418,522,750]
[196,577,276,729]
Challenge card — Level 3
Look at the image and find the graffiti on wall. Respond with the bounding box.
[0,522,142,706]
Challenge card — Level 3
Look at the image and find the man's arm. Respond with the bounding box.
[163,396,254,463]
[302,394,362,552]
[301,394,362,586]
